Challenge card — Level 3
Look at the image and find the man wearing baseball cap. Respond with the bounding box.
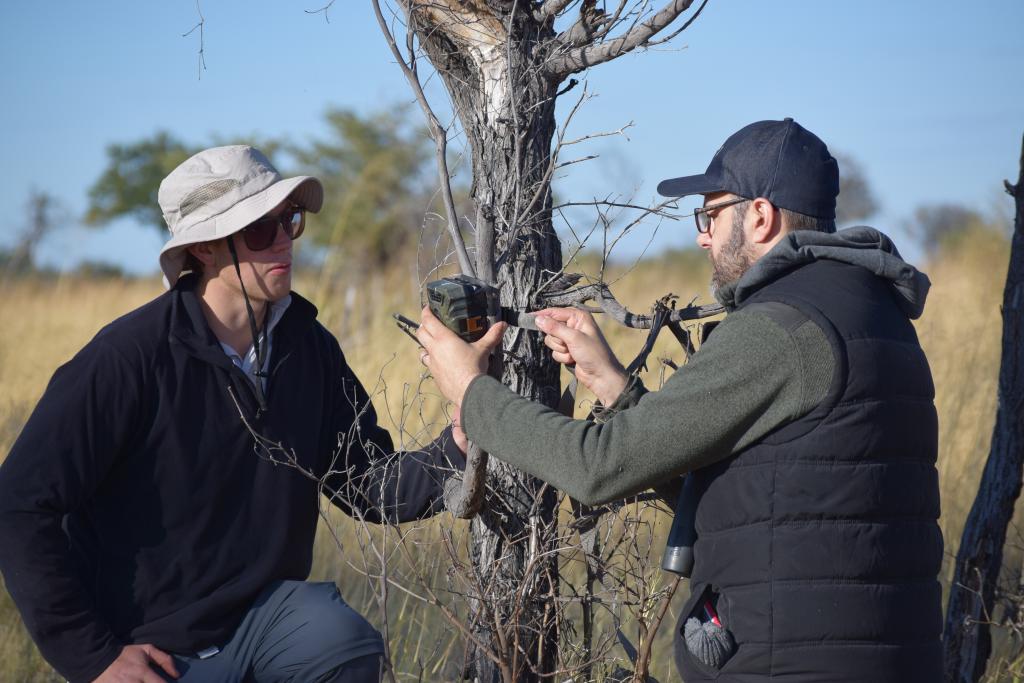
[0,146,489,682]
[417,119,942,681]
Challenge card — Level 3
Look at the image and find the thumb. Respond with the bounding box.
[143,644,179,678]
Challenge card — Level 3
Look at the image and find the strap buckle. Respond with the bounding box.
[196,646,221,660]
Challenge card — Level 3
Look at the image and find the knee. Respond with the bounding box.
[322,654,384,683]
[283,581,383,674]
[303,582,382,648]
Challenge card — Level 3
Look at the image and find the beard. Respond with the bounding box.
[709,213,757,293]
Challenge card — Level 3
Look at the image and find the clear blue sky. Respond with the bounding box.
[2,1,1021,275]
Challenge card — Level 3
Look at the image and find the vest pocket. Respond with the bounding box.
[674,584,737,678]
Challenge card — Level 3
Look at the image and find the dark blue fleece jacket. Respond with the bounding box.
[0,275,463,683]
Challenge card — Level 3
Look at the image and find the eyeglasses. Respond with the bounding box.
[693,197,747,234]
[240,206,306,251]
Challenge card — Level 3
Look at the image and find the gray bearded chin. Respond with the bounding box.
[710,224,757,293]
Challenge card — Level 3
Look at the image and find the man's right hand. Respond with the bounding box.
[93,644,179,682]
[534,307,628,406]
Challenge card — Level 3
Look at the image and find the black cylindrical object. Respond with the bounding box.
[661,474,699,577]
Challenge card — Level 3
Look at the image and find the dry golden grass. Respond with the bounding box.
[0,232,1013,680]
[914,229,1015,584]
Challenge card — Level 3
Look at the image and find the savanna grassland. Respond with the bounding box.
[0,231,1015,681]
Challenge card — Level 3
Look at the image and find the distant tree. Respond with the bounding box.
[2,190,62,277]
[909,203,996,254]
[289,106,438,265]
[835,153,879,226]
[74,261,128,279]
[84,110,442,268]
[85,132,197,230]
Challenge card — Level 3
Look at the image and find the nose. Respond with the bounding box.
[270,223,292,252]
[696,230,711,250]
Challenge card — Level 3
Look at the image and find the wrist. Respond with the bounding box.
[455,371,486,408]
[595,369,629,407]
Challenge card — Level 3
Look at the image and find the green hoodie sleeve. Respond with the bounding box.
[461,305,833,505]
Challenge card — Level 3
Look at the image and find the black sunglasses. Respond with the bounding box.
[240,206,306,251]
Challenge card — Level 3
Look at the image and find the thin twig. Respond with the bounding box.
[181,0,207,80]
[371,0,476,278]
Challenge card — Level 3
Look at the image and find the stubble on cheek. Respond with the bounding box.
[709,226,756,292]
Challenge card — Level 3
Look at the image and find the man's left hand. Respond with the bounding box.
[417,306,507,409]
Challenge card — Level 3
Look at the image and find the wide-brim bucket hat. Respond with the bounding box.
[158,145,324,287]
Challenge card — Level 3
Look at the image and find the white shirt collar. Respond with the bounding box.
[219,295,292,385]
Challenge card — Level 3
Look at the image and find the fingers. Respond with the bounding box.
[534,315,585,347]
[416,306,440,344]
[416,307,444,351]
[473,321,507,354]
[143,644,179,678]
[535,306,595,330]
[543,333,570,355]
[534,306,579,321]
[419,306,455,339]
[416,307,434,345]
[543,334,575,366]
[551,350,575,366]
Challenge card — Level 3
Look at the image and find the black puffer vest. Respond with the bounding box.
[675,259,942,682]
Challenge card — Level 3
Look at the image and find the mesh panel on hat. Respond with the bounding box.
[179,179,241,219]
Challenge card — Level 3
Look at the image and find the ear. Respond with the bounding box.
[747,197,783,245]
[186,241,219,268]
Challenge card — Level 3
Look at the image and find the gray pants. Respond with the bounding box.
[163,580,385,682]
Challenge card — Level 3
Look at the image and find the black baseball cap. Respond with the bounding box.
[657,118,839,220]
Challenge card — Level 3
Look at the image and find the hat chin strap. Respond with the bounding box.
[227,235,269,413]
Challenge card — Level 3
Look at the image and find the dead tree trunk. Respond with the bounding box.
[372,1,707,679]
[464,61,562,683]
[415,18,563,679]
[942,132,1024,682]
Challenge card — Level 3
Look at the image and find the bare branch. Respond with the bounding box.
[633,575,682,678]
[586,0,632,45]
[181,0,207,80]
[540,280,724,326]
[554,154,599,170]
[646,0,709,47]
[304,0,337,22]
[559,120,634,148]
[510,84,592,240]
[443,443,488,518]
[545,0,698,79]
[602,198,676,258]
[536,0,578,21]
[552,198,677,219]
[560,0,614,49]
[371,0,476,277]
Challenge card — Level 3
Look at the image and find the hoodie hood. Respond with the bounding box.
[715,226,931,319]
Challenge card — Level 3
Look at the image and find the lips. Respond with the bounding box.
[267,263,291,274]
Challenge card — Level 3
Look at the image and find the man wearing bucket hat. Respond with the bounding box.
[416,119,942,681]
[0,146,494,682]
